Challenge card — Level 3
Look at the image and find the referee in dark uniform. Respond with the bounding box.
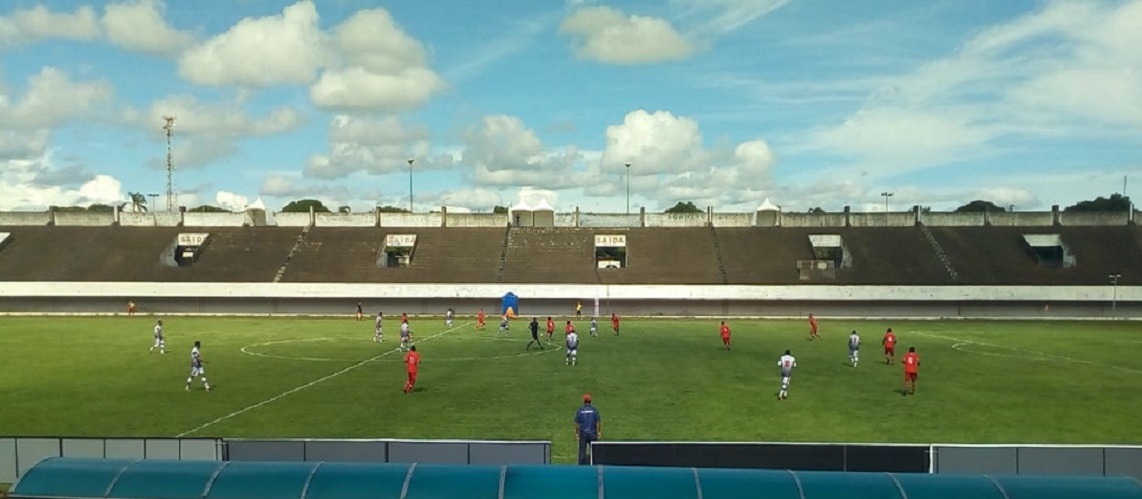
[574,393,602,465]
[527,317,544,350]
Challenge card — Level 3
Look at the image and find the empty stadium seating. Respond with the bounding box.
[499,228,597,283]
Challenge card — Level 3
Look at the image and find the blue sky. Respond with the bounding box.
[1,0,1140,213]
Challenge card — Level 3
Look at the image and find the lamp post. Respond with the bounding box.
[1109,273,1122,315]
[625,162,631,216]
[147,193,159,213]
[407,158,414,213]
[881,191,893,225]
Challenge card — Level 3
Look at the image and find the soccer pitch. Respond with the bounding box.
[1,315,1140,463]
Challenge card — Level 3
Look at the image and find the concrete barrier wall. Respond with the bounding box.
[315,212,376,227]
[53,212,115,226]
[0,211,51,226]
[120,212,183,227]
[781,212,846,227]
[711,213,753,227]
[920,212,985,226]
[848,212,915,227]
[224,439,549,466]
[274,212,311,227]
[184,212,246,227]
[645,213,706,227]
[446,213,508,227]
[1058,211,1130,226]
[580,213,639,227]
[380,213,442,227]
[988,212,1055,227]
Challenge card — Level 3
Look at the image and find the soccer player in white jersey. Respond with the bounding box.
[848,330,861,367]
[399,321,412,352]
[566,330,580,366]
[374,312,384,343]
[497,315,511,337]
[150,320,165,354]
[186,341,211,391]
[445,308,454,328]
[777,349,796,400]
[589,317,598,337]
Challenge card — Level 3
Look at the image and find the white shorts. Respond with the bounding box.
[781,375,791,386]
[566,348,577,356]
[189,367,205,377]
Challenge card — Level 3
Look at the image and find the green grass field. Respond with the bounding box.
[1,315,1140,463]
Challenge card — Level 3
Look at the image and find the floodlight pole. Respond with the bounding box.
[625,162,631,216]
[881,191,894,226]
[147,193,159,213]
[407,158,415,213]
[1109,273,1122,315]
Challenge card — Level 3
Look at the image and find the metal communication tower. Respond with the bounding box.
[162,116,176,211]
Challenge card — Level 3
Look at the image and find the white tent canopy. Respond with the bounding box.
[757,198,781,212]
[532,198,554,212]
[509,200,534,213]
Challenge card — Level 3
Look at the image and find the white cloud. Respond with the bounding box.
[601,110,705,173]
[560,6,693,64]
[801,0,1142,178]
[426,187,505,212]
[0,67,113,129]
[304,115,437,179]
[121,94,303,169]
[674,0,791,36]
[214,191,249,211]
[0,5,101,48]
[462,115,585,187]
[309,67,444,112]
[178,1,324,87]
[102,0,196,56]
[309,8,445,112]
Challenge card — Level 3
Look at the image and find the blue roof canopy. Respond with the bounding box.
[9,458,1142,499]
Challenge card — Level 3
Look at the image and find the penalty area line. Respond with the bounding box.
[914,330,1142,375]
[175,321,472,438]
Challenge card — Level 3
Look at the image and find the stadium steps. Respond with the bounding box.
[495,226,511,283]
[708,225,729,284]
[919,225,959,281]
[714,227,816,284]
[597,228,723,284]
[273,224,312,283]
[500,228,596,283]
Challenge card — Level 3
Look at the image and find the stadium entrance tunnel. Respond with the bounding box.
[10,457,1142,499]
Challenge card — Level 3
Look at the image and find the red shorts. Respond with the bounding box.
[721,334,731,343]
[407,372,418,384]
[904,372,917,382]
[885,347,895,355]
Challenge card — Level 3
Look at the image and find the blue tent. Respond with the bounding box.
[9,458,1142,499]
[501,292,519,317]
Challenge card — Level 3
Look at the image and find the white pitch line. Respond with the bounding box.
[176,321,471,437]
[914,330,1142,375]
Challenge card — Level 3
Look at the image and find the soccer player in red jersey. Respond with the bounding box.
[719,321,732,350]
[611,313,620,336]
[807,313,821,341]
[882,328,898,365]
[403,345,421,394]
[565,320,575,336]
[902,346,920,395]
[546,317,556,340]
[476,310,486,330]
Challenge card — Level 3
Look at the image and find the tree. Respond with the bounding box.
[955,200,1006,213]
[128,192,148,213]
[87,203,116,212]
[808,207,826,214]
[338,206,351,214]
[281,199,331,213]
[378,205,410,213]
[665,201,703,213]
[492,205,509,214]
[188,205,229,213]
[1065,193,1132,212]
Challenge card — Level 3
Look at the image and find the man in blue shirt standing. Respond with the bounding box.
[574,393,602,465]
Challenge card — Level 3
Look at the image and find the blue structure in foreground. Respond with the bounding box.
[9,457,1142,499]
